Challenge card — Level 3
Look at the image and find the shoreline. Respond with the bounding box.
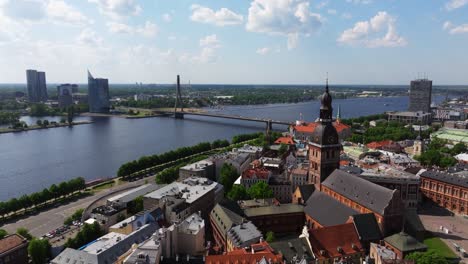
[0,120,93,134]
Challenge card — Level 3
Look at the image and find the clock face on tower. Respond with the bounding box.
[327,135,337,144]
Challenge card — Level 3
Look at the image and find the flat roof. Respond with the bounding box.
[108,184,160,204]
[144,177,221,204]
[244,204,304,217]
[388,111,432,117]
[180,159,214,172]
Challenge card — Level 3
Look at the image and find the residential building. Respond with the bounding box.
[237,198,279,210]
[408,79,432,113]
[240,167,271,188]
[0,234,29,264]
[211,151,251,181]
[179,159,215,180]
[289,167,309,192]
[321,169,404,235]
[370,243,403,264]
[269,236,314,263]
[387,111,432,125]
[205,241,283,264]
[308,82,342,185]
[120,237,162,264]
[108,184,161,209]
[143,177,223,224]
[292,184,315,205]
[90,204,127,231]
[177,212,205,256]
[419,170,468,215]
[304,223,365,264]
[268,175,292,203]
[210,204,244,252]
[243,204,304,234]
[52,223,159,264]
[234,145,263,159]
[109,211,156,235]
[88,70,110,113]
[383,232,427,259]
[226,221,262,252]
[57,84,76,108]
[26,69,48,102]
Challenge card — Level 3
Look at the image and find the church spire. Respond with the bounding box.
[319,74,333,121]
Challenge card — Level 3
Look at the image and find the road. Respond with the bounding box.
[0,176,154,238]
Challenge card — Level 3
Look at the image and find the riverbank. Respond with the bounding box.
[0,120,93,134]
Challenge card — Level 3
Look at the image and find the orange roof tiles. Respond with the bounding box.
[293,121,350,134]
[308,223,364,259]
[366,140,394,149]
[242,167,271,180]
[274,136,295,145]
[206,241,283,264]
[0,234,26,254]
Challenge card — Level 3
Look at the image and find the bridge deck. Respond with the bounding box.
[155,110,293,126]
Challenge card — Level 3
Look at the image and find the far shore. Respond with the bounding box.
[0,120,93,134]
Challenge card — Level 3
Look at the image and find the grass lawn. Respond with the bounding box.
[424,235,458,259]
[91,181,115,192]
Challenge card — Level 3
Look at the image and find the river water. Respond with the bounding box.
[0,96,443,201]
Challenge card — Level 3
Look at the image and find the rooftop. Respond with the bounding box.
[304,191,358,227]
[420,170,468,188]
[274,136,295,145]
[269,237,313,263]
[384,232,427,252]
[144,177,221,204]
[351,213,382,242]
[388,111,432,117]
[293,121,350,134]
[205,241,282,264]
[242,167,271,180]
[227,221,262,247]
[360,165,420,181]
[180,159,214,172]
[238,198,279,209]
[243,204,304,218]
[108,184,160,204]
[432,128,468,143]
[322,169,397,215]
[210,203,244,234]
[0,234,27,254]
[309,223,364,259]
[235,144,263,154]
[178,213,204,235]
[370,243,396,260]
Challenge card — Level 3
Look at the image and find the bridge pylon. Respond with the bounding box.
[174,75,184,119]
[265,120,273,143]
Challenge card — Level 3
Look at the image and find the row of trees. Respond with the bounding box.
[0,177,86,219]
[348,121,419,144]
[0,111,20,125]
[64,222,104,249]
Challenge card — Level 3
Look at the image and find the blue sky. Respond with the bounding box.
[0,0,467,85]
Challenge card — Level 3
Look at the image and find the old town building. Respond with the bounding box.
[0,234,29,264]
[419,170,468,215]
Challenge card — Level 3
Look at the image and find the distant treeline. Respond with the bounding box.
[0,177,86,218]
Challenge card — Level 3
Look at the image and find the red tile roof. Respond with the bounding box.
[293,121,350,133]
[366,140,394,149]
[242,167,271,180]
[274,136,295,145]
[308,223,364,260]
[206,241,283,264]
[0,234,27,254]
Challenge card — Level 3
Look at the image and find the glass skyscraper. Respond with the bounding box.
[87,70,110,113]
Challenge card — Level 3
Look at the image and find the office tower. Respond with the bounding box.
[26,69,48,102]
[408,79,432,113]
[57,84,75,108]
[87,70,110,113]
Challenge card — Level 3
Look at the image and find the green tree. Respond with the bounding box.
[42,119,49,127]
[0,229,7,239]
[405,250,448,264]
[247,181,273,199]
[219,163,239,193]
[49,184,59,200]
[278,144,288,156]
[227,185,250,201]
[16,227,33,240]
[266,231,275,243]
[28,238,51,264]
[451,143,466,155]
[36,120,43,127]
[128,196,144,215]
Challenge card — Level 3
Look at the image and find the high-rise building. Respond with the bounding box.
[408,79,432,113]
[87,70,110,113]
[26,69,48,102]
[57,84,76,108]
[308,79,342,184]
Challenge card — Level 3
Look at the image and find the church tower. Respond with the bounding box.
[308,78,342,184]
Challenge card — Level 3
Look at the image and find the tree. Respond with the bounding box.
[43,120,49,127]
[49,184,59,200]
[0,229,7,239]
[227,185,250,201]
[16,227,33,240]
[28,238,51,264]
[36,120,42,127]
[247,181,273,199]
[405,250,448,264]
[451,143,466,155]
[219,163,239,193]
[266,231,275,243]
[278,144,288,156]
[128,196,144,215]
[67,106,74,124]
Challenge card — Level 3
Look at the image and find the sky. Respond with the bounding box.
[0,0,467,85]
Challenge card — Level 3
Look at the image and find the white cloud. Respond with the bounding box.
[328,9,337,15]
[337,11,407,47]
[256,47,271,55]
[162,13,172,22]
[76,28,103,46]
[443,20,468,34]
[199,34,220,47]
[88,0,142,20]
[107,21,158,37]
[445,0,468,10]
[246,0,323,50]
[46,0,91,26]
[346,0,373,4]
[190,4,243,26]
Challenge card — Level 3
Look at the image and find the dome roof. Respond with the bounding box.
[320,91,332,110]
[310,122,339,145]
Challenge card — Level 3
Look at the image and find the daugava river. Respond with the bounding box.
[0,96,444,201]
